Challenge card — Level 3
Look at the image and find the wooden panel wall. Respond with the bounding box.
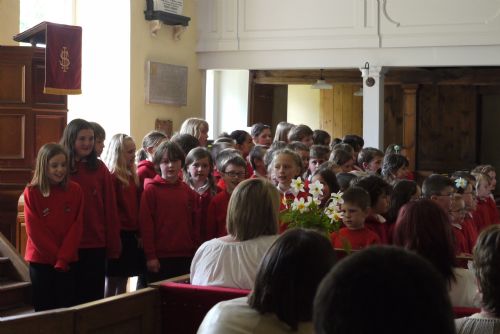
[320,84,363,139]
[383,85,404,150]
[0,46,67,244]
[417,85,477,171]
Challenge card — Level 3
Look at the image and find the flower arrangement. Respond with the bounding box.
[279,177,344,234]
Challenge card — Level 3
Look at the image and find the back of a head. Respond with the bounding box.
[226,178,279,240]
[314,246,455,334]
[215,148,244,172]
[250,229,336,331]
[422,174,454,198]
[274,121,294,142]
[288,124,313,142]
[352,175,392,208]
[474,225,500,317]
[342,134,364,152]
[336,173,357,192]
[170,133,200,155]
[393,199,456,283]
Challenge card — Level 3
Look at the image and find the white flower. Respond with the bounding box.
[290,177,305,196]
[308,180,324,199]
[306,196,320,207]
[455,177,467,189]
[330,191,344,206]
[291,197,309,213]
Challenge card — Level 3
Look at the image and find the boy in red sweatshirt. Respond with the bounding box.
[140,141,199,283]
[331,186,380,249]
[206,150,247,239]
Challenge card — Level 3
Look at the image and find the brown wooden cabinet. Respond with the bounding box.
[0,45,67,246]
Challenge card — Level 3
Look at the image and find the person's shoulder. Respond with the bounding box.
[198,297,255,334]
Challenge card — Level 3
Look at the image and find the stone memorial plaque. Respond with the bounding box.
[146,61,187,106]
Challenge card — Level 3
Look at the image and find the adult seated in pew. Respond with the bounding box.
[190,178,279,289]
[393,200,481,307]
[198,228,335,334]
[455,225,500,333]
[314,246,456,334]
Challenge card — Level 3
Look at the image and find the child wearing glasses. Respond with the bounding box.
[422,174,455,213]
[206,149,247,239]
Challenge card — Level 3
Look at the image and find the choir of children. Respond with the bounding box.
[24,118,500,314]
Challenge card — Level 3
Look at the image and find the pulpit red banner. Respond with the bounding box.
[44,23,82,95]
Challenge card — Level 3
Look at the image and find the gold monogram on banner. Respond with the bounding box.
[59,46,70,72]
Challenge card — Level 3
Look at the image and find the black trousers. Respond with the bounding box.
[74,248,106,304]
[29,262,76,311]
[146,257,192,284]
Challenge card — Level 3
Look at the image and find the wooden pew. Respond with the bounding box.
[0,308,73,334]
[0,287,161,334]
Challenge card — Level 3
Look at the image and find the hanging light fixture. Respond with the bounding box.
[311,69,333,90]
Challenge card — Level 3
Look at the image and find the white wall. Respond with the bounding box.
[287,85,320,130]
[212,70,250,136]
[197,0,500,69]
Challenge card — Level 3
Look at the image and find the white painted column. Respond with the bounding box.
[360,66,386,150]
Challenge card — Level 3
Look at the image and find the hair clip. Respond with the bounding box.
[455,177,467,189]
[394,145,401,154]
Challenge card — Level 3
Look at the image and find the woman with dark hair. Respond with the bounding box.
[198,229,336,333]
[456,225,500,333]
[314,246,456,334]
[393,200,480,307]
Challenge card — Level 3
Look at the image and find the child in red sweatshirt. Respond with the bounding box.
[206,149,247,239]
[24,143,84,311]
[183,147,218,243]
[60,119,121,304]
[140,141,199,283]
[136,130,167,189]
[330,187,380,249]
[354,175,392,244]
[104,134,145,296]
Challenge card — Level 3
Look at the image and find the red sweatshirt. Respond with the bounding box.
[462,214,478,253]
[364,214,389,244]
[451,223,468,255]
[24,182,84,270]
[193,187,214,243]
[137,160,157,189]
[112,174,140,231]
[70,160,121,258]
[206,190,230,239]
[139,175,200,260]
[475,199,494,232]
[330,227,380,250]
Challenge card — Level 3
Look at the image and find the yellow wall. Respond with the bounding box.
[130,1,203,143]
[0,0,19,45]
[287,85,320,129]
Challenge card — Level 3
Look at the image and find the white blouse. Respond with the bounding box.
[449,267,481,308]
[197,297,314,334]
[190,235,278,290]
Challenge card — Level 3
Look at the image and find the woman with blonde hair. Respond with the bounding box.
[190,178,280,289]
[179,117,209,147]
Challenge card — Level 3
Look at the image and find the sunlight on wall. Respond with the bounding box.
[68,1,130,138]
[287,85,320,129]
[19,0,131,140]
